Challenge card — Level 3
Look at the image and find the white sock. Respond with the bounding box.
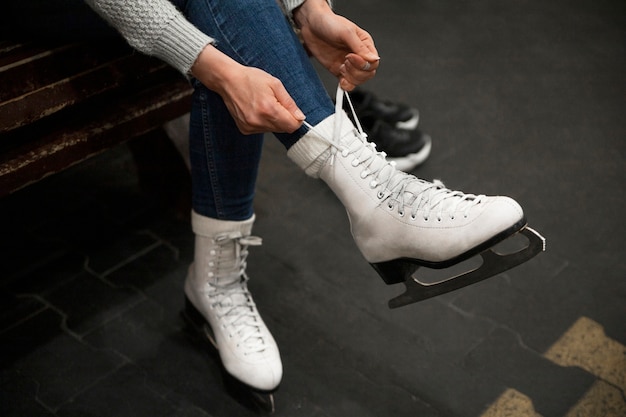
[287,111,356,178]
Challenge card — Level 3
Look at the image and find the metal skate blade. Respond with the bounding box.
[388,226,546,308]
[491,226,546,255]
[202,324,218,350]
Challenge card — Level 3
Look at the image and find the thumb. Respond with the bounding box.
[274,84,305,121]
[343,27,379,63]
[271,83,306,132]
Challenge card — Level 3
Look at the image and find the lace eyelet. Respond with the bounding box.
[398,210,405,217]
[410,214,417,221]
[377,191,384,199]
[387,204,394,210]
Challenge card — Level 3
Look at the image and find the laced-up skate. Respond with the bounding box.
[294,85,545,308]
[182,213,281,411]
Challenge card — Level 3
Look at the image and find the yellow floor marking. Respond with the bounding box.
[564,380,626,417]
[480,316,625,416]
[544,316,625,392]
[480,389,543,417]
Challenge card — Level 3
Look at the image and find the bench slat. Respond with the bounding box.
[0,40,133,101]
[0,53,170,132]
[1,38,194,198]
[0,78,192,197]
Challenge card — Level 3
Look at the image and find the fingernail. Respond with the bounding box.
[294,109,305,120]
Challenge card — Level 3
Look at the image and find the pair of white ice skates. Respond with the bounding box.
[182,86,545,403]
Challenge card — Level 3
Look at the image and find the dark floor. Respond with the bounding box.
[1,0,625,416]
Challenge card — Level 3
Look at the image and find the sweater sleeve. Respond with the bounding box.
[281,0,307,15]
[84,0,214,74]
[281,0,333,17]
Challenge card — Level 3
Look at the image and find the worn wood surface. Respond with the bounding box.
[0,39,192,197]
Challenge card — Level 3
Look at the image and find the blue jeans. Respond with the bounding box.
[174,0,335,220]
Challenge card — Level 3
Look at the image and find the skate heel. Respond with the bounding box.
[371,259,420,285]
[372,226,546,308]
[182,296,219,349]
[183,296,205,327]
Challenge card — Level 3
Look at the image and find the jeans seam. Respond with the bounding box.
[199,90,225,218]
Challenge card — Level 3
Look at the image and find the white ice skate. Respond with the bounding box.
[290,85,545,308]
[182,213,281,411]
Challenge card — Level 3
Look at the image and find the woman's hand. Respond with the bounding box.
[294,0,379,91]
[191,44,305,135]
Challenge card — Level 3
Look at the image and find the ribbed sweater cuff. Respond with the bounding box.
[282,0,333,17]
[154,14,214,75]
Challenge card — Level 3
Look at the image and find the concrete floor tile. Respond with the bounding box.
[45,272,144,336]
[1,309,125,411]
[55,364,176,417]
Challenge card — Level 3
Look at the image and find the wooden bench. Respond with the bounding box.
[0,38,193,198]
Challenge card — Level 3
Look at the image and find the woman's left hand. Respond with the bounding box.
[294,0,379,91]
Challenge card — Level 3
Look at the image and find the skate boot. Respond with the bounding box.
[289,86,545,308]
[183,212,282,404]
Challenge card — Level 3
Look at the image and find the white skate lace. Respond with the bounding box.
[205,232,268,355]
[304,85,485,221]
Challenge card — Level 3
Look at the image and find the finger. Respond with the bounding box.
[270,82,306,132]
[339,77,356,92]
[340,71,376,91]
[340,59,377,87]
[345,53,380,73]
[342,26,380,63]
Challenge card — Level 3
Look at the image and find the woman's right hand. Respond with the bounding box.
[191,44,305,135]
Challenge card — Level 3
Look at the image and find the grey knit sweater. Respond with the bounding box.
[85,0,326,75]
